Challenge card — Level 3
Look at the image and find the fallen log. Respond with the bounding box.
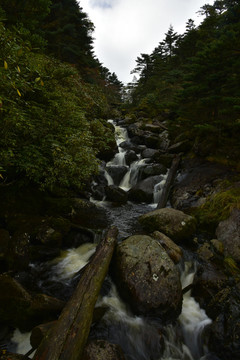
[33,226,118,360]
[157,154,181,209]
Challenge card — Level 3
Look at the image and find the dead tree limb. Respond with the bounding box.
[33,226,118,360]
[157,154,181,209]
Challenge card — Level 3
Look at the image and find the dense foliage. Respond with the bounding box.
[128,0,240,160]
[0,1,122,190]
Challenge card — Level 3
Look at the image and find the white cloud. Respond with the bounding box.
[79,0,214,83]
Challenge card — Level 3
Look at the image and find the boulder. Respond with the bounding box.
[140,164,167,180]
[216,208,240,263]
[0,273,64,331]
[83,340,126,360]
[171,158,230,212]
[141,148,159,159]
[144,133,160,149]
[151,231,183,264]
[207,284,240,360]
[106,165,128,185]
[152,153,175,168]
[113,235,182,320]
[128,176,162,203]
[192,263,228,310]
[139,208,197,243]
[105,185,128,204]
[70,199,110,229]
[124,150,138,166]
[127,122,144,138]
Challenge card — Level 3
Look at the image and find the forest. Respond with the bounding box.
[0,1,240,360]
[0,0,122,190]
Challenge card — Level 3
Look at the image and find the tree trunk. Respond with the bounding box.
[157,154,181,209]
[33,226,118,360]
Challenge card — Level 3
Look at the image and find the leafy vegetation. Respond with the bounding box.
[0,1,122,190]
[127,0,240,160]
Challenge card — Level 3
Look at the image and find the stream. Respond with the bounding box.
[8,120,214,360]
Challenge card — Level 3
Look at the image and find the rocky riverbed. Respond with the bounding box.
[0,117,240,360]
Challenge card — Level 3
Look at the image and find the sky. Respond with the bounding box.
[78,0,214,84]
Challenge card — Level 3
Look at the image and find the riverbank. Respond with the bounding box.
[1,117,240,360]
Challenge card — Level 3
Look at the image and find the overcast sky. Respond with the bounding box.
[79,0,214,84]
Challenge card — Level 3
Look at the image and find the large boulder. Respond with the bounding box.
[206,284,240,360]
[0,274,64,331]
[105,185,128,204]
[192,263,229,310]
[106,165,128,186]
[83,340,126,360]
[128,176,162,203]
[216,208,240,264]
[113,235,182,320]
[139,164,167,180]
[139,208,196,243]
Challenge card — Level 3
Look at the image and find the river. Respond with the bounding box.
[8,119,214,360]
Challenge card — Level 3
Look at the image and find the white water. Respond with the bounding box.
[8,329,34,358]
[46,242,96,282]
[119,158,147,191]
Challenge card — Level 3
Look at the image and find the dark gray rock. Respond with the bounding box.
[207,284,240,360]
[141,148,159,159]
[128,176,162,203]
[216,208,240,263]
[106,165,128,186]
[105,185,128,204]
[139,208,197,243]
[113,235,182,320]
[125,150,138,166]
[140,164,167,180]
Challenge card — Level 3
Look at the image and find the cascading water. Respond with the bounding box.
[8,119,213,359]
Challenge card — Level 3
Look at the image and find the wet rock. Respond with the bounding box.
[0,273,64,331]
[113,235,182,320]
[140,164,167,180]
[207,284,240,360]
[70,199,110,229]
[105,185,128,204]
[192,263,228,310]
[128,122,145,139]
[124,150,138,166]
[139,208,197,243]
[144,133,160,149]
[29,245,61,262]
[106,165,128,185]
[171,159,230,212]
[35,224,62,248]
[158,130,170,151]
[152,153,175,168]
[91,184,106,201]
[216,208,240,264]
[128,176,161,203]
[83,340,126,360]
[141,148,159,159]
[151,231,183,264]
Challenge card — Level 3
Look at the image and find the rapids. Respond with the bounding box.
[8,119,213,360]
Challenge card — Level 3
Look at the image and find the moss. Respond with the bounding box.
[194,184,240,232]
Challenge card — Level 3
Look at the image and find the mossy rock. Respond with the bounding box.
[139,208,197,243]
